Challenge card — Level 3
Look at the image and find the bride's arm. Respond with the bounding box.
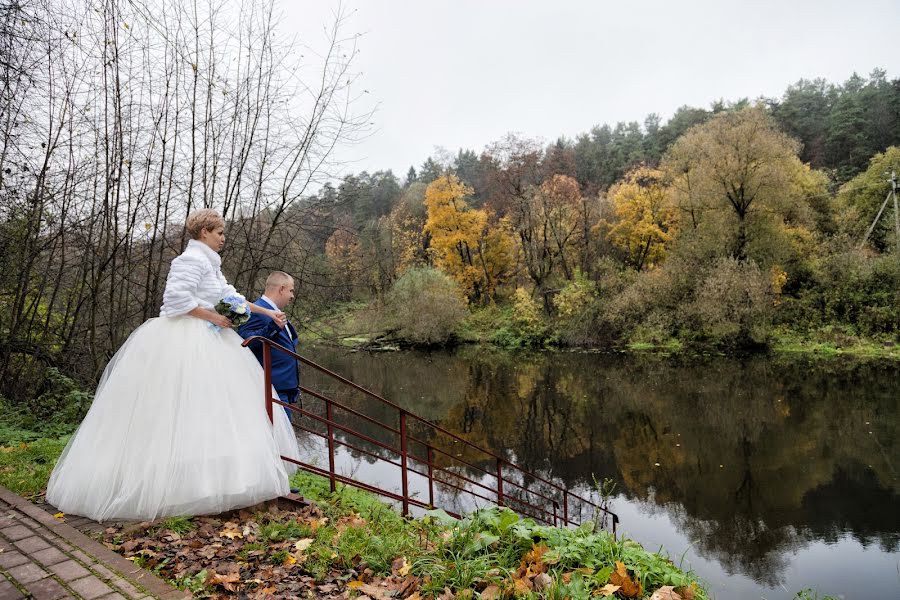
[248,303,278,316]
[188,307,232,328]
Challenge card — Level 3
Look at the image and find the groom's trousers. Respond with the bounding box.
[277,389,300,423]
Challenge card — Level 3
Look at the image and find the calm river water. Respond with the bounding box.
[294,346,898,600]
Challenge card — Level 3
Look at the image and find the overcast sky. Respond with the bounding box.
[282,0,900,179]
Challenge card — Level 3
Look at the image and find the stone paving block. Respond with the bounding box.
[68,576,116,600]
[18,518,39,529]
[6,561,49,584]
[14,535,51,554]
[31,546,70,566]
[90,563,118,580]
[0,515,17,528]
[48,559,91,581]
[109,576,142,598]
[98,593,128,600]
[22,576,69,600]
[43,534,73,553]
[0,525,34,541]
[69,549,98,564]
[0,579,26,599]
[0,549,30,569]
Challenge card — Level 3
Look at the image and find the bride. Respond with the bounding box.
[46,209,300,521]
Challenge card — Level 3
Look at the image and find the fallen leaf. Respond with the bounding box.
[293,538,314,552]
[359,582,394,599]
[609,561,642,598]
[206,570,241,592]
[533,572,552,590]
[480,585,501,600]
[219,525,243,540]
[392,556,411,577]
[53,512,65,520]
[513,576,533,595]
[598,584,621,597]
[395,575,420,597]
[676,583,697,600]
[649,586,682,600]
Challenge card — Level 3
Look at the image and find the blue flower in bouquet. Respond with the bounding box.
[209,294,251,331]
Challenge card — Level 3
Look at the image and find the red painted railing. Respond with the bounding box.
[243,336,619,536]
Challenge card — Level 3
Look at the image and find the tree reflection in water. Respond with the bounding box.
[300,346,899,588]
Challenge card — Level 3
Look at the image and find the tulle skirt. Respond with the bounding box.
[46,316,300,522]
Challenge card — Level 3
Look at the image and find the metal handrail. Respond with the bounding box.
[242,336,619,535]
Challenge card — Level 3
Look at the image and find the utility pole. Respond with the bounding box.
[860,170,900,251]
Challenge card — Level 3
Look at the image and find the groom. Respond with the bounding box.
[239,271,300,419]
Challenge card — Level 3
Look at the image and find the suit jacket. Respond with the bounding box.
[238,298,299,392]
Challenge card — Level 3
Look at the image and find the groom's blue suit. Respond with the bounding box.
[238,297,300,416]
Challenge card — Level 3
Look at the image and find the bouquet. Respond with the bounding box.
[209,294,251,331]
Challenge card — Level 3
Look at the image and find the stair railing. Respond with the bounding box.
[243,336,619,536]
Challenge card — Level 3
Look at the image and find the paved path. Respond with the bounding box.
[0,486,190,600]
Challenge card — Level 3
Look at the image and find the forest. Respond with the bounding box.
[2,0,899,410]
[274,71,900,354]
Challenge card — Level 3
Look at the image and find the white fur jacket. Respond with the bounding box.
[159,239,242,317]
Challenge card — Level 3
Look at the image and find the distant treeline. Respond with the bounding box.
[301,70,900,349]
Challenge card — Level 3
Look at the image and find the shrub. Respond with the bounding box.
[553,270,597,325]
[684,257,775,346]
[490,288,550,348]
[382,268,468,345]
[0,367,92,444]
[782,250,900,337]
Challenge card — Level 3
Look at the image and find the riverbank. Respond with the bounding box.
[95,471,709,599]
[0,435,709,599]
[296,302,900,362]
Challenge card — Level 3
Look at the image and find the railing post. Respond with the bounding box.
[400,411,409,516]
[553,500,559,527]
[496,459,504,507]
[262,342,273,423]
[563,491,569,526]
[326,398,336,493]
[427,446,435,508]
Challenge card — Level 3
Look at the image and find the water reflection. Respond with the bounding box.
[299,346,899,598]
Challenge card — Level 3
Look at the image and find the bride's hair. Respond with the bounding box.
[186,209,225,239]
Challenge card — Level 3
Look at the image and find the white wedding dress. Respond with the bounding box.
[46,240,300,522]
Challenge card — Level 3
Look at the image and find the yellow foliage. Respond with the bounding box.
[606,167,677,270]
[424,175,514,300]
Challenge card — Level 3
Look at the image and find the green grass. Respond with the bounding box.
[771,328,900,360]
[154,516,197,535]
[290,471,708,597]
[0,436,67,497]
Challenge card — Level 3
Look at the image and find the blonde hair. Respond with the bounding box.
[265,271,293,290]
[185,209,225,239]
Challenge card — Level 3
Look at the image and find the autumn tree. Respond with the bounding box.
[534,175,584,280]
[605,167,677,271]
[423,175,513,302]
[837,146,900,252]
[388,182,430,275]
[663,107,817,262]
